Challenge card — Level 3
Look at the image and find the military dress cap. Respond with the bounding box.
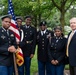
[1,15,11,20]
[40,21,47,26]
[16,17,22,21]
[24,15,32,19]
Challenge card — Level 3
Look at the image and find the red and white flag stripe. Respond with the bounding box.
[9,19,20,42]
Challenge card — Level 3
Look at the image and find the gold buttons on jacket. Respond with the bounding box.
[42,42,44,43]
[42,39,44,40]
[9,41,11,43]
[26,32,27,34]
[55,47,56,49]
[42,48,44,49]
[42,45,44,46]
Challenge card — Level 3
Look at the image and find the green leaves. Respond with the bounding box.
[0,0,75,28]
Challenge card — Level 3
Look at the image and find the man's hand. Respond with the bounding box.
[30,54,34,58]
[8,46,16,53]
[16,41,19,45]
[51,60,56,65]
[55,60,59,65]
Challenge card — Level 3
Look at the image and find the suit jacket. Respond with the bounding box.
[48,36,67,64]
[0,27,17,66]
[37,30,54,62]
[68,32,76,66]
[20,25,37,57]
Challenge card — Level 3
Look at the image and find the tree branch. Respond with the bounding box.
[51,0,61,11]
[65,0,74,12]
[44,12,52,20]
[62,0,68,5]
[64,0,68,3]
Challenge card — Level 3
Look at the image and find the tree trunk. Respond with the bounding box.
[60,11,65,32]
[38,14,41,25]
[34,15,37,27]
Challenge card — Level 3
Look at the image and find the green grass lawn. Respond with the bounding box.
[65,64,69,70]
[30,46,38,75]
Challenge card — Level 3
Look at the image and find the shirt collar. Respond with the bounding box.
[25,25,30,28]
[56,36,63,39]
[41,29,46,34]
[73,30,76,33]
[2,27,9,32]
[2,27,7,31]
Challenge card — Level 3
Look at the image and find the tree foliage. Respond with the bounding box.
[51,0,75,31]
[1,0,54,27]
[0,0,76,29]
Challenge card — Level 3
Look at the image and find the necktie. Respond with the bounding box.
[43,31,45,35]
[66,31,74,56]
[41,31,44,36]
[6,30,9,36]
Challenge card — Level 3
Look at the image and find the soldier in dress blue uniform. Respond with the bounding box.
[48,26,67,75]
[0,15,17,75]
[37,21,54,75]
[16,17,24,75]
[20,16,37,75]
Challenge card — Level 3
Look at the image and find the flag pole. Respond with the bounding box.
[13,53,19,75]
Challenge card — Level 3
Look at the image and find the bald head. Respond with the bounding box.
[70,17,76,31]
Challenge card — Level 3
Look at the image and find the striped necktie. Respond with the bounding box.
[66,31,74,56]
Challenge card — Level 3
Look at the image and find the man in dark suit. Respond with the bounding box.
[37,21,54,75]
[67,17,76,75]
[21,16,37,75]
[0,15,17,75]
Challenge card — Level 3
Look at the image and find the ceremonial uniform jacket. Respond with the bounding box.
[37,30,54,62]
[48,36,67,64]
[0,27,17,66]
[20,25,37,57]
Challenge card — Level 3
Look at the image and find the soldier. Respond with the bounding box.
[37,21,54,75]
[16,17,24,75]
[21,16,37,75]
[0,15,17,75]
[48,26,67,75]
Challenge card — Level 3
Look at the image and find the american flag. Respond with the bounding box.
[8,0,24,66]
[8,0,20,42]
